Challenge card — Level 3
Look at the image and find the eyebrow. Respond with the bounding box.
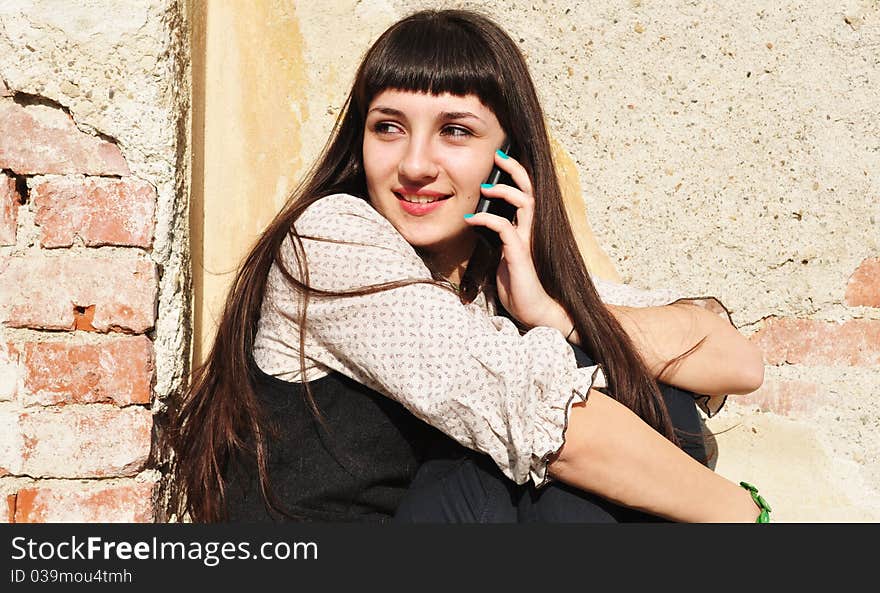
[367,106,485,123]
[442,111,484,122]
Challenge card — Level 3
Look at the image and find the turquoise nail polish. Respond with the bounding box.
[480,183,494,189]
[496,148,509,159]
[463,213,474,219]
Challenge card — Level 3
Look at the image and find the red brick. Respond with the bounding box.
[0,173,17,245]
[751,317,880,367]
[0,342,19,401]
[845,258,880,308]
[73,304,97,331]
[6,406,151,478]
[738,378,821,416]
[0,103,129,175]
[14,480,156,523]
[32,177,156,248]
[5,494,14,523]
[22,336,153,406]
[0,255,157,333]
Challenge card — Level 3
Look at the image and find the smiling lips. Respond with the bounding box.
[394,190,451,215]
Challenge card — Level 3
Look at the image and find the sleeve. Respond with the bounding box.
[591,274,732,417]
[288,194,607,486]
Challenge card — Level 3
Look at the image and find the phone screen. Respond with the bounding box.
[473,141,518,249]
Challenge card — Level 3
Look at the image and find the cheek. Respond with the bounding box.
[362,141,394,184]
[445,153,494,189]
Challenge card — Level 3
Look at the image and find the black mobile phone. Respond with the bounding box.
[473,141,518,249]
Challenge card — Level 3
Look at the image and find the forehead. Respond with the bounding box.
[368,89,497,119]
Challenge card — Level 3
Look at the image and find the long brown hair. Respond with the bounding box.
[165,9,681,523]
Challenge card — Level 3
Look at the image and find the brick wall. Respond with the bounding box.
[0,94,159,522]
[741,259,879,416]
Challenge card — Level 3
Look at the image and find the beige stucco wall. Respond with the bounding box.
[196,0,880,522]
[193,1,309,360]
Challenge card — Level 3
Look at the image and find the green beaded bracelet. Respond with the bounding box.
[740,481,772,523]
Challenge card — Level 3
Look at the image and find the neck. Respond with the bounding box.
[427,253,468,285]
[420,234,477,286]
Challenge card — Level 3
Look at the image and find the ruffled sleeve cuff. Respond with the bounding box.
[669,295,733,324]
[591,275,734,418]
[529,364,606,488]
[667,296,732,417]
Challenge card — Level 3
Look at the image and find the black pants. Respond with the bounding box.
[394,345,708,523]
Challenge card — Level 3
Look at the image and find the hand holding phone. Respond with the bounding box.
[473,142,518,249]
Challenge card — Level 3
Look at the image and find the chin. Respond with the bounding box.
[411,228,475,254]
[402,233,447,250]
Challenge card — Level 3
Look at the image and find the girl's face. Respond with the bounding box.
[363,89,506,262]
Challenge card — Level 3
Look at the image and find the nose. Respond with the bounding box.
[398,135,439,182]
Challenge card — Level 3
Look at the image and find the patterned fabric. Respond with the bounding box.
[253,193,726,486]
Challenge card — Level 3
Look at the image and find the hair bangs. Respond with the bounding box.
[356,16,506,119]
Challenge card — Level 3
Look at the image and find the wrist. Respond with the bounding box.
[545,301,576,343]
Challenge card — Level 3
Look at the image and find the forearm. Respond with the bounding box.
[548,390,760,522]
[549,301,763,396]
[605,303,764,395]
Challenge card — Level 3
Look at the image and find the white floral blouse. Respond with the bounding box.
[253,193,729,487]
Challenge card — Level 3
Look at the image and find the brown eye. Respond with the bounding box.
[441,125,472,138]
[373,122,403,135]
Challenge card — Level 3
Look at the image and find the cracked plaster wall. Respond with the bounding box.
[0,0,190,407]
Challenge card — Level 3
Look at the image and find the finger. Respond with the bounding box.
[463,212,531,263]
[479,183,532,211]
[493,149,534,196]
[479,183,535,234]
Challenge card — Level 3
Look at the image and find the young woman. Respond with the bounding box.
[166,9,767,523]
